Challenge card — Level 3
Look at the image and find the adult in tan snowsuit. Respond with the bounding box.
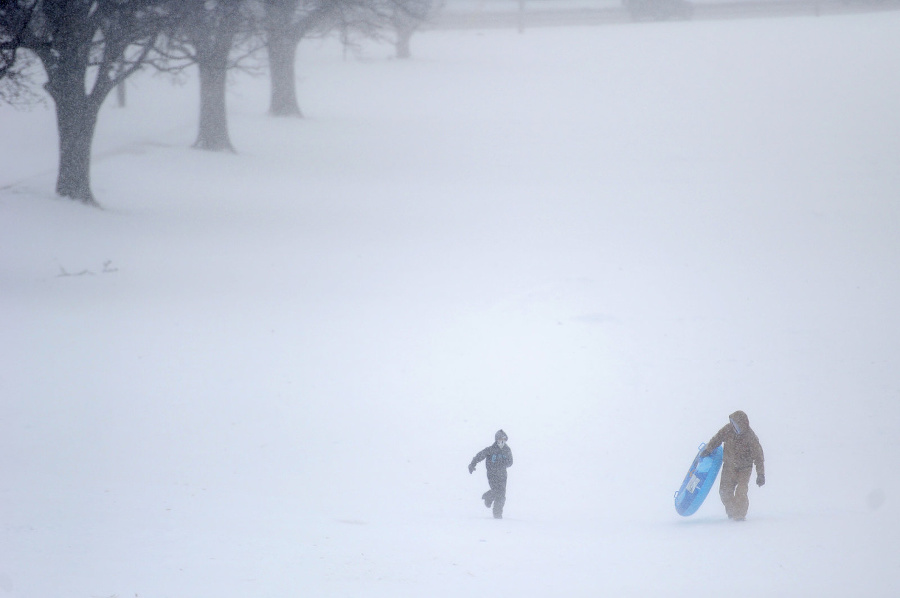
[701,410,765,520]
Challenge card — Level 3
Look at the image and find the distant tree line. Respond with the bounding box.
[0,0,439,207]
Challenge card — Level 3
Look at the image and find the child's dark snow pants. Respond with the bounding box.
[484,470,507,518]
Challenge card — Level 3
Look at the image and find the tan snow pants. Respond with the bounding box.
[719,465,753,519]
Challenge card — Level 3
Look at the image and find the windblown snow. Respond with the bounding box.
[1,10,899,598]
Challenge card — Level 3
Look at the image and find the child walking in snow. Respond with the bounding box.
[468,429,513,519]
[701,410,765,521]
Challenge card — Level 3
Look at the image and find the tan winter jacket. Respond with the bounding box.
[706,410,765,476]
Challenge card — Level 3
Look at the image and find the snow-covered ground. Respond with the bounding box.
[2,11,899,598]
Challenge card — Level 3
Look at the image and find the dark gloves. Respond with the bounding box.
[699,448,711,458]
[468,463,476,474]
[757,473,765,487]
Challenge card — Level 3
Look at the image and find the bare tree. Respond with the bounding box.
[0,46,41,106]
[155,0,263,152]
[263,0,335,117]
[387,0,439,60]
[157,0,243,152]
[0,0,174,206]
[260,0,438,120]
[0,1,37,103]
[342,0,440,60]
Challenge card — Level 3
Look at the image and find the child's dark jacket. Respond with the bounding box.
[470,443,513,478]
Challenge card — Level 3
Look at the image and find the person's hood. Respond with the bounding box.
[729,410,750,434]
[495,429,508,443]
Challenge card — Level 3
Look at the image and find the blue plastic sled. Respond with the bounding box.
[674,443,723,516]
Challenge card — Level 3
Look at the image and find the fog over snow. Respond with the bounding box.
[2,10,899,598]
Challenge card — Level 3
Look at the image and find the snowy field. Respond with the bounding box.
[2,11,900,598]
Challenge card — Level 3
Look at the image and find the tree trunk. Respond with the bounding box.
[45,58,102,206]
[265,0,303,118]
[116,79,127,108]
[192,3,240,152]
[194,51,234,152]
[115,64,128,108]
[396,29,413,60]
[54,96,100,205]
[395,27,414,60]
[393,11,422,61]
[267,32,302,117]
